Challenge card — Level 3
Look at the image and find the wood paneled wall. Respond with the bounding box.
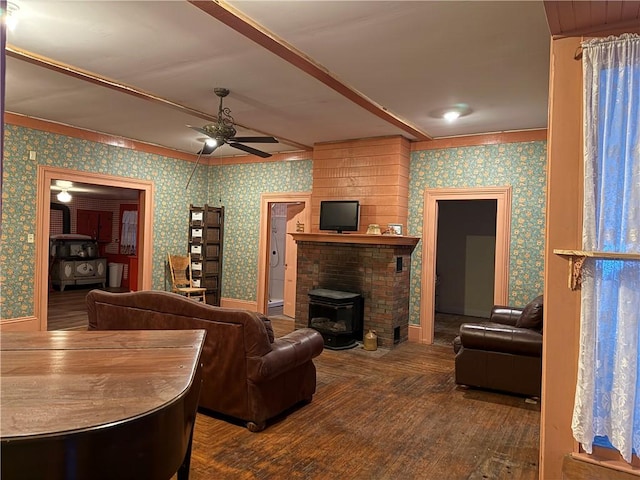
[540,35,584,479]
[311,136,410,233]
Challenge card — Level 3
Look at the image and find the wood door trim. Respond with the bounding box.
[35,166,154,330]
[257,192,311,315]
[420,186,511,344]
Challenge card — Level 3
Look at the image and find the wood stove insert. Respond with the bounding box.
[308,289,363,350]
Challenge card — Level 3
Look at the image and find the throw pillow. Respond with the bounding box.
[516,295,544,332]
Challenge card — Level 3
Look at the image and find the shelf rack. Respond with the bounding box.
[553,249,640,290]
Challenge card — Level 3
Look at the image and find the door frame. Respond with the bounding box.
[420,186,512,344]
[257,192,311,315]
[35,165,154,330]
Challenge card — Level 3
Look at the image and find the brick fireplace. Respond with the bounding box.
[292,233,419,348]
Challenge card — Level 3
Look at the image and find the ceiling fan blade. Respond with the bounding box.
[229,142,272,158]
[229,136,278,144]
[187,125,215,139]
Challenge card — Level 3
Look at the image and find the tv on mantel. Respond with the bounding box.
[319,200,360,234]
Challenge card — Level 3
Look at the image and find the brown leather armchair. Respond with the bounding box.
[87,289,324,431]
[452,295,543,397]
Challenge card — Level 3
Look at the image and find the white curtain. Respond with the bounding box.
[121,210,138,254]
[572,33,640,462]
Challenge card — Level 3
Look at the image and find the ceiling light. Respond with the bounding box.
[55,180,73,189]
[204,138,217,147]
[429,104,473,122]
[57,190,72,203]
[443,110,461,122]
[4,2,20,32]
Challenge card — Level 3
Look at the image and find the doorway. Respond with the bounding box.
[433,199,497,345]
[420,187,511,344]
[267,202,305,317]
[257,192,311,316]
[35,165,154,331]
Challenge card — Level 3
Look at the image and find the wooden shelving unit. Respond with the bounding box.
[188,204,224,306]
[553,249,640,290]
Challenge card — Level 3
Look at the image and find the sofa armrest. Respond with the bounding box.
[490,306,524,326]
[458,322,542,357]
[249,328,324,382]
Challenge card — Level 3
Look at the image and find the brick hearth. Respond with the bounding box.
[292,234,419,348]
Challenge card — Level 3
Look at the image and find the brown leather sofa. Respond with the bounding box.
[452,295,543,397]
[87,289,324,431]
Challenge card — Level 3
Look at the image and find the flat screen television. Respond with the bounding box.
[319,200,360,233]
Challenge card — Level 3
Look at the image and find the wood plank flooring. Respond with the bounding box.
[47,286,128,330]
[186,317,540,479]
[433,312,488,347]
[48,291,540,479]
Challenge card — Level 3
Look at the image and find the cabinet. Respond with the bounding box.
[51,258,107,291]
[188,205,224,306]
[77,210,113,243]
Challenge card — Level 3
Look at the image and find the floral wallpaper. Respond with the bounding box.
[1,125,208,319]
[2,123,545,331]
[210,160,313,300]
[408,141,547,325]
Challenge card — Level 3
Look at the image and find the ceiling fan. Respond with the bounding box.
[185,87,278,189]
[188,87,278,158]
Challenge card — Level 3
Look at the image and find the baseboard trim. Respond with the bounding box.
[408,324,423,343]
[0,316,40,331]
[220,298,258,311]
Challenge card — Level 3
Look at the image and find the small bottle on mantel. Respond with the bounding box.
[363,330,378,351]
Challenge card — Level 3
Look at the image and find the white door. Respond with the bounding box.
[283,203,305,317]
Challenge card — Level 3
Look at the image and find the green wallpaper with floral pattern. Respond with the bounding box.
[2,124,545,328]
[1,125,208,318]
[210,160,313,300]
[407,141,547,324]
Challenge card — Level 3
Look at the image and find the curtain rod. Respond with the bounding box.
[575,33,640,61]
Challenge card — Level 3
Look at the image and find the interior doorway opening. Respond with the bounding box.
[35,166,154,331]
[421,187,511,344]
[257,193,311,317]
[433,199,497,345]
[267,202,305,317]
[435,199,497,317]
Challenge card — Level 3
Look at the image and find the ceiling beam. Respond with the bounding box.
[188,0,432,142]
[5,45,311,152]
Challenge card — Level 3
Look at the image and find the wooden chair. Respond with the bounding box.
[167,253,207,303]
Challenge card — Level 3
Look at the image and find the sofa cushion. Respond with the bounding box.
[516,295,544,332]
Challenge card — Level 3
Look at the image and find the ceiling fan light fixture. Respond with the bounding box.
[4,2,20,32]
[57,190,72,203]
[187,87,277,161]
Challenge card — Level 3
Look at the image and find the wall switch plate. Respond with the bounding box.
[27,233,35,243]
[29,151,37,160]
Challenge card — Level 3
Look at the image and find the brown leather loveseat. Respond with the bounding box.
[87,289,324,431]
[452,295,543,397]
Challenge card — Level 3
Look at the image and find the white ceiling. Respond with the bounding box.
[4,0,552,160]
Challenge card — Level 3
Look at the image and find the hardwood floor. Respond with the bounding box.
[434,312,488,347]
[48,293,540,479]
[47,286,128,331]
[185,316,540,479]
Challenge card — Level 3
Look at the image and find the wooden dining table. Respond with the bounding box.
[1,329,205,480]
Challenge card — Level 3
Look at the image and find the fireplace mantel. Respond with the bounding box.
[291,233,420,249]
